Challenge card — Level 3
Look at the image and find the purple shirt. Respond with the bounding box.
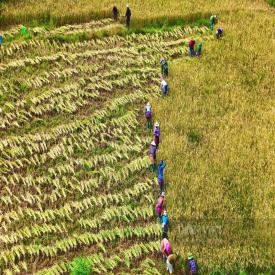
[149,144,156,155]
[154,127,160,137]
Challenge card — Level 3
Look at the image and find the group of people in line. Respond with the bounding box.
[144,14,224,273]
[145,59,198,274]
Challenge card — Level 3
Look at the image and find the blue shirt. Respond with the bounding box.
[158,162,166,180]
[161,215,169,226]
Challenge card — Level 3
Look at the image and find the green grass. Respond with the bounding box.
[267,0,275,6]
[69,257,93,275]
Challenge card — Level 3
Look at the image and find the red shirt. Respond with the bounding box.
[189,40,195,46]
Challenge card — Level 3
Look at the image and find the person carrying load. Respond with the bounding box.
[145,102,152,129]
[149,140,157,174]
[155,192,165,217]
[210,15,218,30]
[154,121,160,148]
[160,58,168,78]
[157,160,166,193]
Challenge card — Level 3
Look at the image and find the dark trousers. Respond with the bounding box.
[189,45,195,56]
[126,17,131,28]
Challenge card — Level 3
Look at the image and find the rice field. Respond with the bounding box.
[0,0,274,274]
[0,18,214,274]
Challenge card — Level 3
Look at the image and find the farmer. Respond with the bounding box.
[125,4,131,29]
[160,58,168,78]
[196,43,202,57]
[210,15,218,30]
[188,39,196,57]
[112,5,119,21]
[0,34,3,45]
[20,26,28,37]
[149,140,157,173]
[166,253,178,274]
[161,77,168,96]
[145,102,152,129]
[161,210,169,238]
[187,253,198,275]
[161,237,171,260]
[154,121,160,148]
[155,192,165,217]
[157,160,166,193]
[216,27,224,39]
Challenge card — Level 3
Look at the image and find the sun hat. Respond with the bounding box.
[151,140,156,146]
[161,192,165,197]
[154,121,159,127]
[146,102,150,106]
[188,253,193,260]
[163,210,167,215]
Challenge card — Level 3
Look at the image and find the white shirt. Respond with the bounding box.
[161,80,167,88]
[146,105,151,112]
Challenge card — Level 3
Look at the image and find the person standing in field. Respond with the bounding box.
[149,140,157,173]
[0,34,3,45]
[186,253,198,275]
[161,77,169,96]
[216,27,224,39]
[112,5,119,21]
[196,43,202,57]
[155,192,165,217]
[154,121,160,148]
[157,160,166,193]
[145,102,152,129]
[210,15,218,30]
[125,4,131,29]
[160,58,168,78]
[189,39,196,57]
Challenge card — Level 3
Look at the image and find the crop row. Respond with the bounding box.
[1,204,154,246]
[0,110,141,169]
[0,25,209,59]
[0,139,149,212]
[0,137,148,210]
[32,241,160,275]
[0,223,160,270]
[0,91,153,151]
[1,177,152,227]
[1,18,113,40]
[0,71,159,130]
